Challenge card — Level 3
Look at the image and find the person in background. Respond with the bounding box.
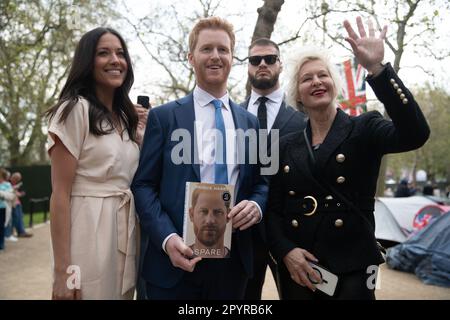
[422,181,434,196]
[395,179,413,197]
[3,168,18,243]
[241,37,306,299]
[9,172,33,238]
[0,168,16,251]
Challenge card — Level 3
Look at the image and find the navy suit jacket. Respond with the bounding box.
[132,93,268,289]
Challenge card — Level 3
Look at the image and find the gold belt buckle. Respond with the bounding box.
[303,196,318,216]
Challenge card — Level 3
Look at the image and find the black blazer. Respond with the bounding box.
[266,63,430,274]
[241,98,306,242]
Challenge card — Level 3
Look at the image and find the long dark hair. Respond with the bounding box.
[45,27,138,141]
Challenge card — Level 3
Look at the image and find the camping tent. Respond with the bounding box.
[386,211,450,287]
[374,196,435,243]
[413,204,450,233]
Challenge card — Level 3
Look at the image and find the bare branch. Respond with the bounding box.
[401,64,435,78]
[233,55,248,63]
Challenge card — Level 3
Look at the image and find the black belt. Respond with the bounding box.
[294,195,374,215]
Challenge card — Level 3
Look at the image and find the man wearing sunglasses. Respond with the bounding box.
[241,38,306,300]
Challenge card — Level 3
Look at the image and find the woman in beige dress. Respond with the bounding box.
[45,27,147,300]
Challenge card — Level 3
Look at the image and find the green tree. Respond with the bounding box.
[389,85,450,183]
[0,0,116,166]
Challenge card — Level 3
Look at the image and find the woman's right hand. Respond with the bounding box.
[52,271,82,300]
[343,16,387,75]
[283,248,322,292]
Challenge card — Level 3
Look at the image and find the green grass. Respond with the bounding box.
[23,211,49,227]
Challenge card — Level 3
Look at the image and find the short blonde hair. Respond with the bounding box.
[189,16,235,53]
[285,47,342,112]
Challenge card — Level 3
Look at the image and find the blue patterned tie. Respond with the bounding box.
[212,99,228,184]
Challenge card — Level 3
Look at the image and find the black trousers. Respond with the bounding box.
[146,241,248,300]
[277,262,376,300]
[244,228,279,299]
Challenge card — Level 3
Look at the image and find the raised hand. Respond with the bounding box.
[343,16,387,74]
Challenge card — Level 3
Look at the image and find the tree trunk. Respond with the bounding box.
[9,138,21,167]
[245,0,285,97]
[376,158,387,197]
[38,132,48,164]
[411,150,418,185]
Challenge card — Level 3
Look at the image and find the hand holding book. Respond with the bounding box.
[165,234,202,272]
[228,199,261,231]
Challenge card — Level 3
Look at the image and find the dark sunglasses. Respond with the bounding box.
[248,54,279,66]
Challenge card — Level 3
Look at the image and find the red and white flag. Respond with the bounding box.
[336,58,367,116]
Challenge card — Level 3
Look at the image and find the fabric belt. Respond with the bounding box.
[71,181,136,295]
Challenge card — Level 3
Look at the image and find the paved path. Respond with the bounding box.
[0,223,52,299]
[1,223,449,300]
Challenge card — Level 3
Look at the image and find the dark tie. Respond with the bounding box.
[211,99,228,184]
[257,96,269,131]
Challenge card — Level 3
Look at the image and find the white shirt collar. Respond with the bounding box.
[194,86,230,110]
[249,87,284,108]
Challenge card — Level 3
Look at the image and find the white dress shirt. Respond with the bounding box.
[248,87,284,132]
[193,86,239,186]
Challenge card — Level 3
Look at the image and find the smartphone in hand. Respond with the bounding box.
[137,95,150,109]
[307,262,338,296]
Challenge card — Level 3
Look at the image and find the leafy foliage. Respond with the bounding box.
[0,0,117,165]
[389,85,450,182]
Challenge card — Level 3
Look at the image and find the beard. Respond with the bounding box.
[198,227,220,247]
[249,72,279,90]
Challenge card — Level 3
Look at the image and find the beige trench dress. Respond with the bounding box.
[48,98,139,299]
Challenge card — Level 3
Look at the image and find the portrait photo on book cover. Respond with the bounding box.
[184,182,234,258]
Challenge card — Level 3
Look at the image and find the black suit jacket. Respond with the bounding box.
[240,98,306,148]
[265,63,430,274]
[240,97,306,242]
